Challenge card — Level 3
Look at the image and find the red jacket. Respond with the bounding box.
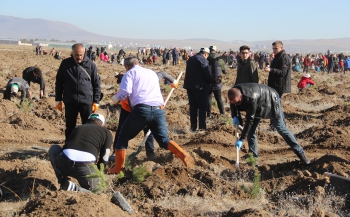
[303,57,310,66]
[297,76,315,89]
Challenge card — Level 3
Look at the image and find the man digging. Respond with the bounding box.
[107,56,194,174]
[229,83,311,165]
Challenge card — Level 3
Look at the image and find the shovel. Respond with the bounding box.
[235,124,240,171]
[127,71,184,162]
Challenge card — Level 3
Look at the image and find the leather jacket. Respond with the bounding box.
[230,83,280,140]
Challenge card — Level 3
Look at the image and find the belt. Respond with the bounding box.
[134,104,164,110]
[59,152,94,167]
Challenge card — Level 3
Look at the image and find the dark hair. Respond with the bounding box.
[34,67,42,76]
[86,118,103,125]
[239,45,250,52]
[272,41,283,47]
[227,88,241,100]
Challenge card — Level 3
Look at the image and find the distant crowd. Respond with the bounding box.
[34,44,350,75]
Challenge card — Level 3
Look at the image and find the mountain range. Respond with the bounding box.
[1,15,350,53]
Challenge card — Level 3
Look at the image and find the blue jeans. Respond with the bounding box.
[187,89,209,130]
[113,108,154,153]
[49,145,99,191]
[248,100,304,158]
[116,105,170,150]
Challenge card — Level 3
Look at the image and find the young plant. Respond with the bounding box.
[240,170,263,199]
[246,153,258,167]
[86,163,108,193]
[162,84,171,93]
[17,98,32,112]
[132,165,151,183]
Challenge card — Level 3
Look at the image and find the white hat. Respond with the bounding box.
[210,45,217,51]
[200,47,210,53]
[88,113,105,125]
[304,74,311,78]
[11,84,19,94]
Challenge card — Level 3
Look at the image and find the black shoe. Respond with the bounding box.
[297,152,311,165]
[146,152,158,160]
[61,180,76,191]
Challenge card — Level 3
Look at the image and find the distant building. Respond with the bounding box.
[32,41,73,48]
[0,39,21,45]
[85,42,113,49]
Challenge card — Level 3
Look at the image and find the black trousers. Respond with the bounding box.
[207,88,225,115]
[64,103,91,139]
[187,89,208,130]
[49,145,98,191]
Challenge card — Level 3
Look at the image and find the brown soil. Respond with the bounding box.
[0,45,349,216]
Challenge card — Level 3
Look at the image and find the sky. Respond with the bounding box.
[1,0,349,42]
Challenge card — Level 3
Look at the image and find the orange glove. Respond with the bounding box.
[170,80,178,89]
[92,103,99,113]
[56,101,63,112]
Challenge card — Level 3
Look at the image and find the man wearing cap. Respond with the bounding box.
[107,56,194,174]
[55,43,102,139]
[207,45,226,118]
[49,113,112,192]
[22,66,45,99]
[297,74,315,90]
[184,47,216,132]
[3,77,31,102]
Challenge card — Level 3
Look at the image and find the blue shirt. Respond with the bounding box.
[116,65,164,106]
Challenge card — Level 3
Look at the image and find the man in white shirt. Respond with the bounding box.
[107,56,194,174]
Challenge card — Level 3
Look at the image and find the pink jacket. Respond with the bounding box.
[100,53,105,60]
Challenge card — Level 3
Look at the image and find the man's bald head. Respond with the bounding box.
[72,43,85,63]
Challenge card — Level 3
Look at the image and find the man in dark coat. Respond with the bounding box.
[235,45,259,85]
[264,41,291,98]
[207,45,226,117]
[228,83,310,165]
[55,43,101,139]
[184,47,216,132]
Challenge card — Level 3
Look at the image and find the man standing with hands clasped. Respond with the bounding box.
[264,41,291,130]
[55,43,101,139]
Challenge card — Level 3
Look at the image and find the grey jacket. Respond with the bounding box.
[4,77,30,100]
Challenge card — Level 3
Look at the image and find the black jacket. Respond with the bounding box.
[22,67,45,90]
[55,55,101,105]
[208,53,223,90]
[230,83,280,140]
[268,50,291,95]
[235,57,259,85]
[184,53,215,91]
[63,122,112,168]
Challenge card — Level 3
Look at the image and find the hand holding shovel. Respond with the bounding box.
[235,124,241,171]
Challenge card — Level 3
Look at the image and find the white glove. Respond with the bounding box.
[111,95,120,104]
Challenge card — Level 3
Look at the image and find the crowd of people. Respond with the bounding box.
[8,40,345,193]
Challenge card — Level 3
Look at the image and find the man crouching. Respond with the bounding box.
[49,113,112,192]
